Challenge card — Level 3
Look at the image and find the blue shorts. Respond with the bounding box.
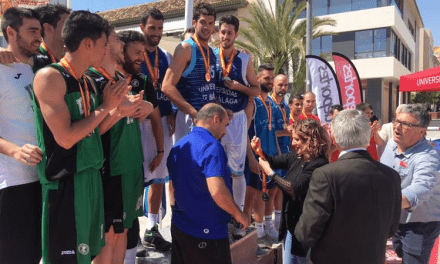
[244,157,276,190]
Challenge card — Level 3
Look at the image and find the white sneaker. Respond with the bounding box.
[232,227,246,239]
[265,226,279,242]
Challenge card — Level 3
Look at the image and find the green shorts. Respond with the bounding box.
[102,166,143,233]
[41,169,105,264]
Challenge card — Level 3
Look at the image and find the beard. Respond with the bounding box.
[145,34,161,47]
[17,33,40,58]
[122,57,141,75]
[276,90,287,97]
[260,83,272,93]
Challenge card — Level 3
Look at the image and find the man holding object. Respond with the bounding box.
[167,103,249,264]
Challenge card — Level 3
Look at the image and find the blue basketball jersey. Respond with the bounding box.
[252,97,278,156]
[176,38,217,111]
[214,48,249,113]
[141,47,173,117]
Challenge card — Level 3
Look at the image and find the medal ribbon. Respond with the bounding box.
[290,112,296,124]
[93,66,116,84]
[192,35,211,82]
[59,58,91,117]
[271,93,287,128]
[259,95,272,131]
[219,46,236,78]
[143,48,159,84]
[41,42,56,63]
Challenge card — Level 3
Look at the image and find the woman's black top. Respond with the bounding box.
[264,151,328,255]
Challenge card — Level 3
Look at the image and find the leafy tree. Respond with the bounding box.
[236,0,336,93]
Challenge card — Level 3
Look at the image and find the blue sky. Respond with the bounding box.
[73,0,440,46]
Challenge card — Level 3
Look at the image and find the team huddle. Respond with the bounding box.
[0,2,291,264]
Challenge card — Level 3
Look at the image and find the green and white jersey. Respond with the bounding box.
[33,63,104,186]
[85,68,147,176]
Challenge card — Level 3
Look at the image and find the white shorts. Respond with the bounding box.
[221,110,248,176]
[174,110,194,142]
[139,117,173,184]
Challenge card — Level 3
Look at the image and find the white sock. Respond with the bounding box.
[264,215,274,230]
[232,176,246,211]
[256,222,265,238]
[274,210,281,226]
[124,247,137,264]
[147,213,159,230]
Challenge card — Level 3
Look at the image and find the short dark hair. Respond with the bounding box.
[117,30,145,52]
[141,8,164,26]
[258,63,275,73]
[288,94,303,104]
[330,105,343,115]
[1,7,40,43]
[62,11,110,53]
[193,3,216,21]
[219,15,239,32]
[356,102,373,112]
[35,4,70,38]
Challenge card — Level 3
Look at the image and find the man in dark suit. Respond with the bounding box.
[294,109,402,264]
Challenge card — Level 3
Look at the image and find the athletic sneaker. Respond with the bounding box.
[257,234,274,248]
[142,224,172,252]
[265,226,279,242]
[136,237,149,258]
[232,227,246,240]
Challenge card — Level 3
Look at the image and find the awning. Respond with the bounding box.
[400,66,440,92]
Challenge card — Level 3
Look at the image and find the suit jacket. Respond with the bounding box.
[294,150,401,264]
[265,152,328,255]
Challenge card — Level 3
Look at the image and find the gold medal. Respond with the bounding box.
[271,92,288,130]
[219,46,236,78]
[205,72,211,82]
[153,82,161,90]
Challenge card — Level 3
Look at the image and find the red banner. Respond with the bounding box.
[332,53,363,109]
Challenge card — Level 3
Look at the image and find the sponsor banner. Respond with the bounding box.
[332,52,363,109]
[306,55,341,124]
[400,66,440,92]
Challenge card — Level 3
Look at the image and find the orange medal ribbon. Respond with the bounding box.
[290,112,296,124]
[93,66,116,84]
[219,46,236,78]
[271,93,287,129]
[59,58,91,117]
[259,95,272,131]
[192,35,211,82]
[143,48,159,87]
[41,42,56,63]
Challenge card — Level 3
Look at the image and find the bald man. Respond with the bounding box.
[300,92,321,123]
[270,74,291,231]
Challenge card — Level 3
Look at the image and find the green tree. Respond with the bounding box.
[236,0,336,93]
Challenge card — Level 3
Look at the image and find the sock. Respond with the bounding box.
[264,215,274,230]
[232,176,246,211]
[274,210,281,226]
[124,247,137,264]
[256,222,265,238]
[146,213,159,230]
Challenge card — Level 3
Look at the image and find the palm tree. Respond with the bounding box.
[236,0,336,93]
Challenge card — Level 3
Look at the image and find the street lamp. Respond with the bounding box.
[306,0,313,92]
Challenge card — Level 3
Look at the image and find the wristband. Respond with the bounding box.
[157,150,164,153]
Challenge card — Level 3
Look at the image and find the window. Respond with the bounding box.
[390,31,396,57]
[355,28,387,59]
[355,30,373,58]
[314,0,329,16]
[374,28,387,57]
[329,0,351,14]
[352,0,377,11]
[312,35,333,60]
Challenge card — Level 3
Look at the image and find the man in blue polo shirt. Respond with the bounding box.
[167,103,249,264]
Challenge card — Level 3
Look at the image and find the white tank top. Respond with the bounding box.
[0,63,39,189]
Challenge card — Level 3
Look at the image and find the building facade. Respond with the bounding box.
[293,0,435,122]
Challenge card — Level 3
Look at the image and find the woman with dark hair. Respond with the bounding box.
[253,119,330,264]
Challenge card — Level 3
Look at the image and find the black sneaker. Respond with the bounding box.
[142,224,172,252]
